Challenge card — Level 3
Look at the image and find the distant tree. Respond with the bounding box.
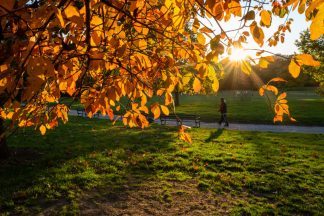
[295,30,324,95]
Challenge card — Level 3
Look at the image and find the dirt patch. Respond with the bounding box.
[38,179,234,215]
[76,180,230,215]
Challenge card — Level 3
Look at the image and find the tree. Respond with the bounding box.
[0,0,323,157]
[295,30,324,94]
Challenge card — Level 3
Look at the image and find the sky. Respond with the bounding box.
[200,7,310,57]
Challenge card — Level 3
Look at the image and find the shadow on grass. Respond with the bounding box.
[0,116,177,214]
[204,128,224,142]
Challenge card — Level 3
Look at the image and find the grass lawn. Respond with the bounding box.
[0,117,323,215]
[175,90,324,125]
[60,89,324,126]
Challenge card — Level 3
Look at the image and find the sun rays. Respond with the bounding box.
[229,48,248,62]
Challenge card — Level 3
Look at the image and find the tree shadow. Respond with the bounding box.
[205,128,224,142]
[0,116,177,214]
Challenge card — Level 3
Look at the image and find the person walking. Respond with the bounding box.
[218,98,229,127]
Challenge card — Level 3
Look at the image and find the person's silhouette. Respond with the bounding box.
[218,98,229,127]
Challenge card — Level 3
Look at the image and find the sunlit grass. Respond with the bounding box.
[0,117,323,214]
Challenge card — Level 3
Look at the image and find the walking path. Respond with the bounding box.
[69,110,324,134]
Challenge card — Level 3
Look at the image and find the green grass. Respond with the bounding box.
[0,117,323,215]
[59,89,324,126]
[175,90,324,125]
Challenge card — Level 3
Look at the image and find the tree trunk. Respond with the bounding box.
[174,85,180,107]
[0,118,9,160]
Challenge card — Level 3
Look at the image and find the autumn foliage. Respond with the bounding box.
[0,0,322,143]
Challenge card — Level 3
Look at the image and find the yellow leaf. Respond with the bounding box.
[182,132,192,143]
[179,125,192,143]
[259,57,269,68]
[250,21,264,46]
[266,85,278,95]
[212,79,219,92]
[241,60,251,75]
[157,89,164,96]
[0,64,8,72]
[206,51,218,63]
[55,8,65,27]
[139,106,149,114]
[91,31,101,46]
[260,10,272,27]
[296,54,320,66]
[310,3,324,40]
[64,5,80,19]
[197,33,206,45]
[160,105,169,115]
[290,117,297,122]
[288,59,301,78]
[182,74,191,86]
[268,77,287,83]
[0,77,7,88]
[164,0,173,8]
[193,78,201,93]
[273,115,283,123]
[298,0,306,14]
[228,1,242,17]
[91,15,103,27]
[165,92,173,105]
[277,92,287,101]
[151,103,161,119]
[141,94,147,106]
[259,87,265,96]
[136,39,147,49]
[40,125,46,135]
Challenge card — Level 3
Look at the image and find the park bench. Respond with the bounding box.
[76,108,99,118]
[160,114,201,128]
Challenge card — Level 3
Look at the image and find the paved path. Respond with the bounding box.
[69,110,324,134]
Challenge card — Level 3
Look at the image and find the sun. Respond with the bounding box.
[229,48,247,61]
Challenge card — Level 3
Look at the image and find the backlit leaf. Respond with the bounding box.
[64,5,80,19]
[310,3,324,40]
[55,8,65,28]
[259,57,269,68]
[277,92,287,101]
[288,59,300,78]
[151,103,161,119]
[250,21,264,46]
[40,125,46,135]
[266,85,278,95]
[296,54,320,66]
[212,79,219,92]
[193,78,202,93]
[288,59,301,78]
[268,77,287,83]
[160,105,169,115]
[228,1,242,17]
[260,10,272,27]
[197,33,206,45]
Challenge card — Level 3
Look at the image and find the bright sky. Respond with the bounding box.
[201,8,310,56]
